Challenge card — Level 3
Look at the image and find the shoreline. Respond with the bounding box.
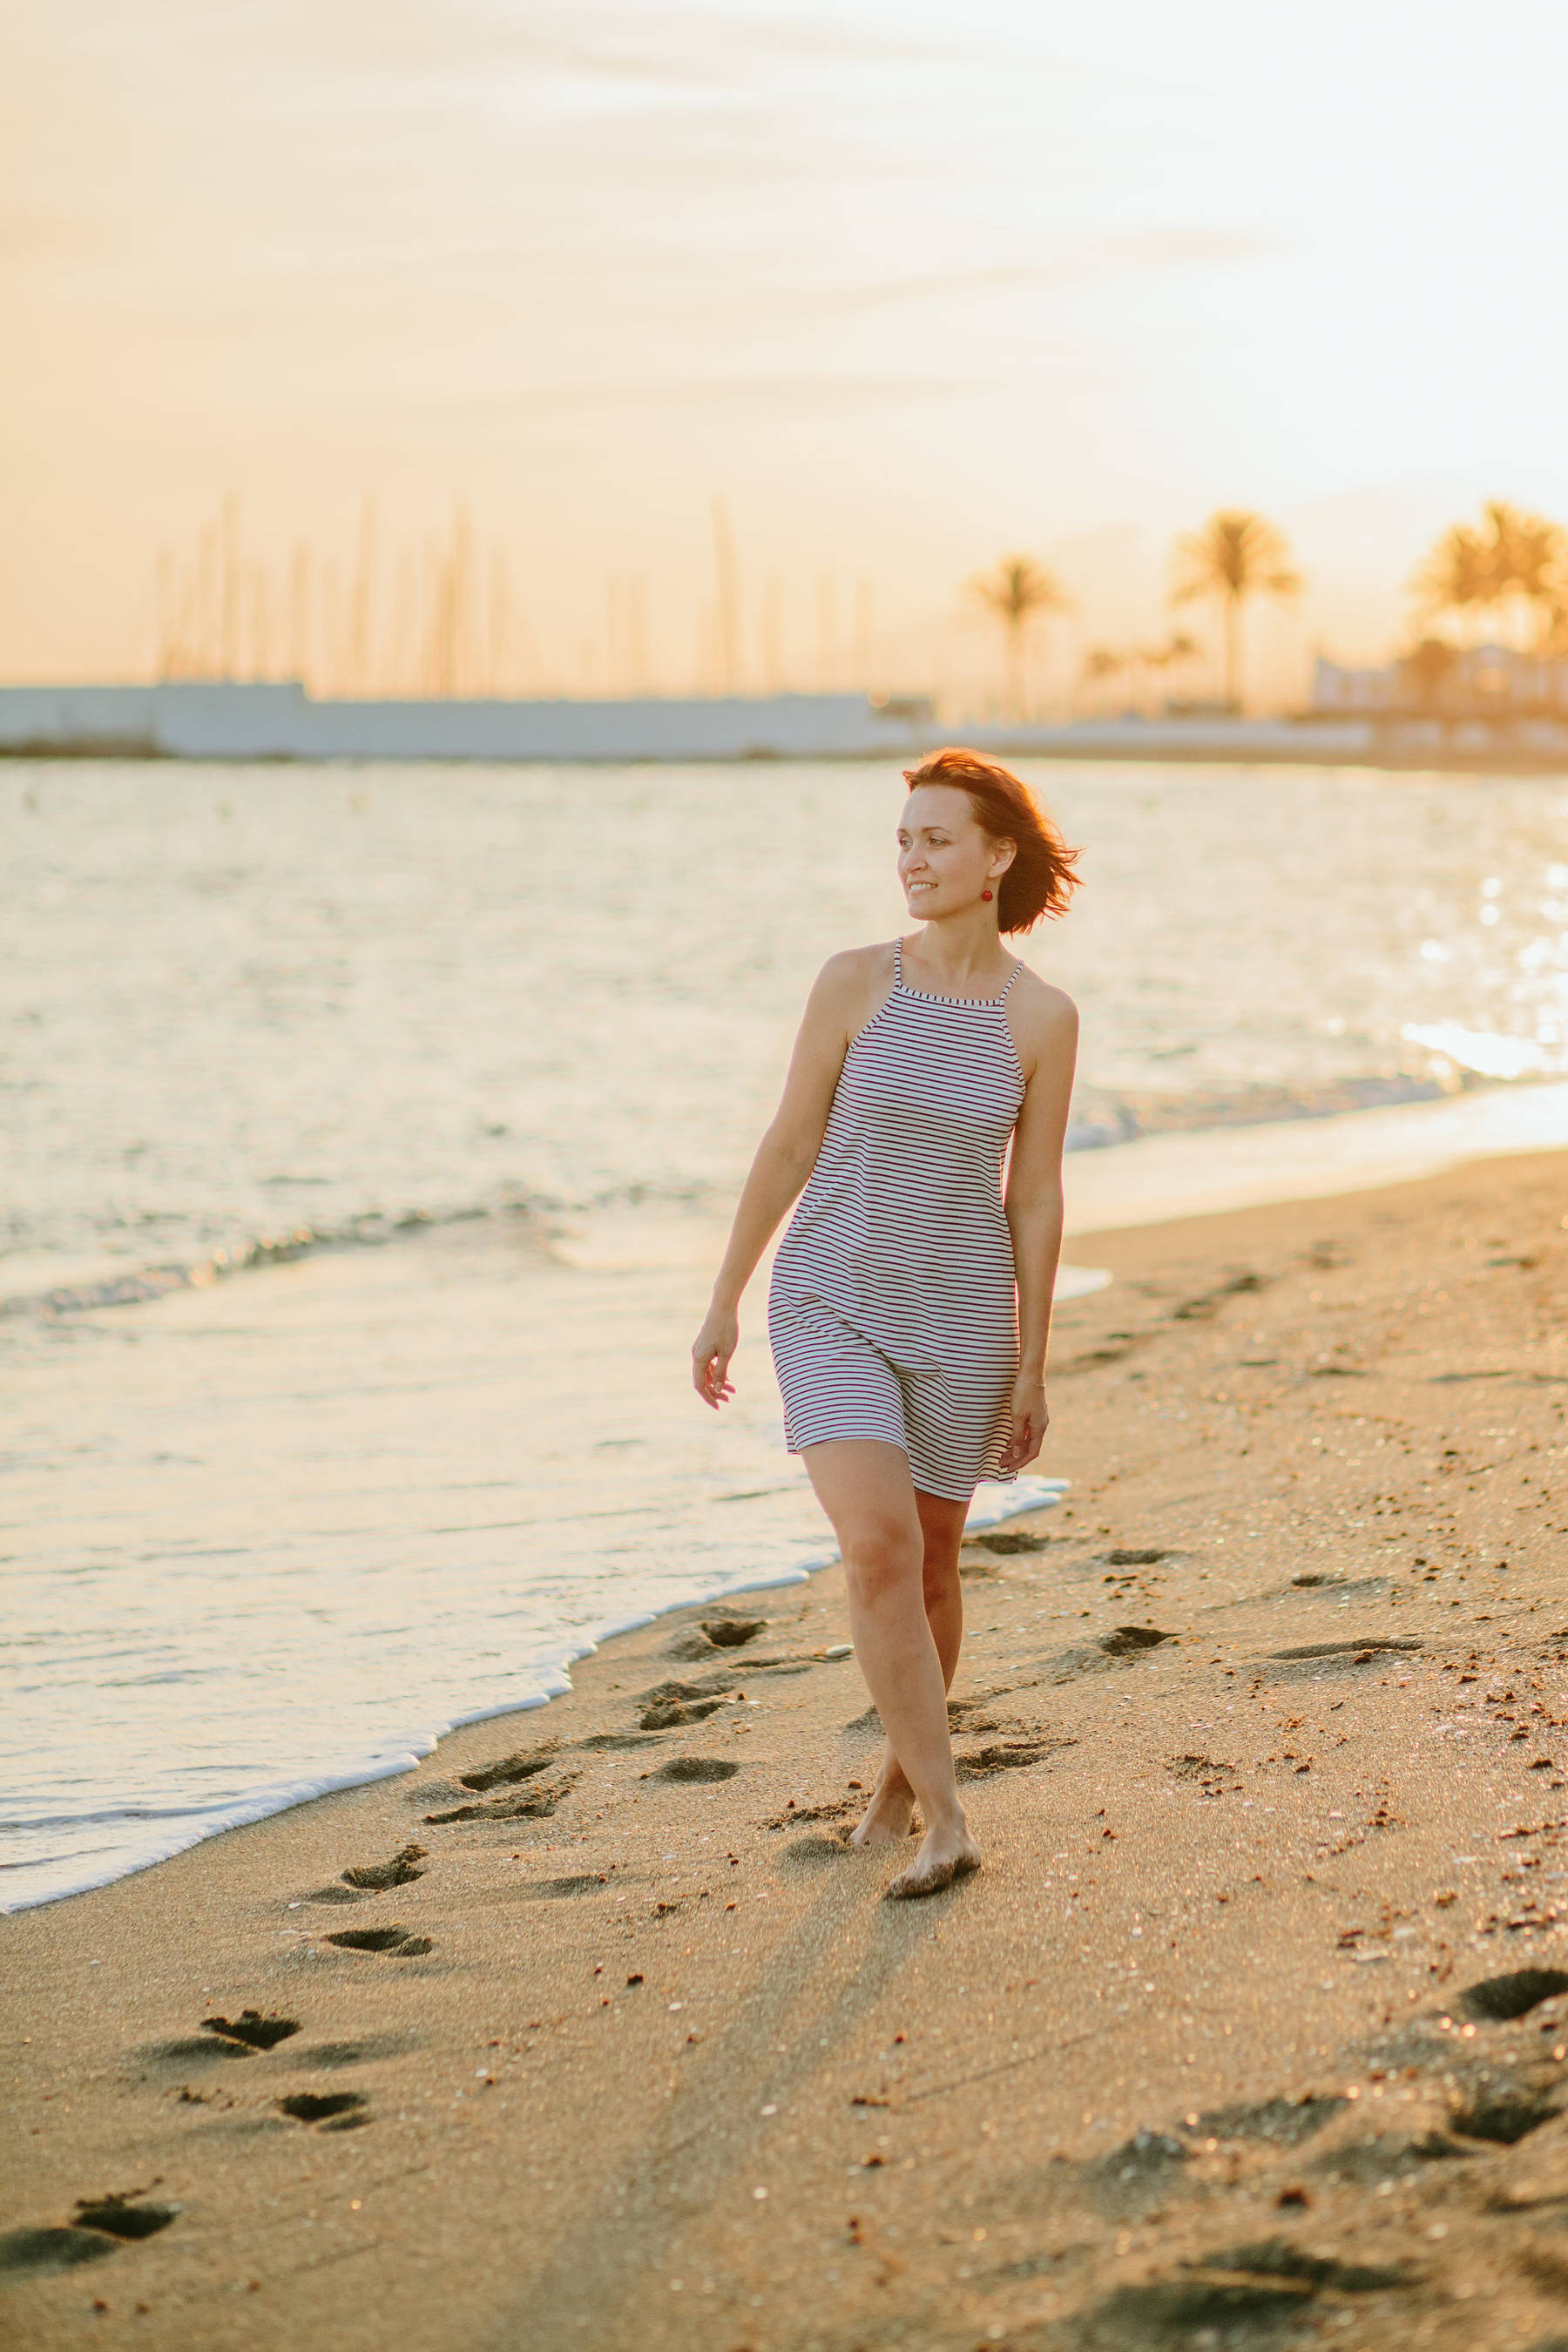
[5,737,1568,776]
[5,1142,1568,2347]
[8,1074,1568,1918]
[6,747,1568,777]
[0,1469,1069,1922]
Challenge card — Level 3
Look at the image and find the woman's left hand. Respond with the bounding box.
[999,1373,1049,1473]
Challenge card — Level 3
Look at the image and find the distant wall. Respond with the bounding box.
[6,681,1563,769]
[0,683,931,762]
[964,716,1376,759]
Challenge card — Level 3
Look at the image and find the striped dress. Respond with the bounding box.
[768,941,1025,1503]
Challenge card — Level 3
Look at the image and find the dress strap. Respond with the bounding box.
[1000,959,1024,1000]
[894,938,903,988]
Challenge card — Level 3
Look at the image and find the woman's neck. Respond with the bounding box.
[903,913,1010,989]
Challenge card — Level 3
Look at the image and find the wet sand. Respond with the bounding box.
[4,1146,1568,2351]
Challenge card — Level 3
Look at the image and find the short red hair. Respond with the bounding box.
[902,747,1081,934]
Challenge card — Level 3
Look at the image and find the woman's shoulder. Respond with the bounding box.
[1006,964,1078,1069]
[1008,963,1078,1029]
[808,940,898,1007]
[817,939,898,984]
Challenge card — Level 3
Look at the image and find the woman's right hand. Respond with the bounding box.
[692,1304,740,1409]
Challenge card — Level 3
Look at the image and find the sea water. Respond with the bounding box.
[3,756,1567,1909]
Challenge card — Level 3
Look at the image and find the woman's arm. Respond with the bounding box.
[692,950,884,1409]
[998,988,1079,1471]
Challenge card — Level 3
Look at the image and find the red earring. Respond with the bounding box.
[981,888,994,902]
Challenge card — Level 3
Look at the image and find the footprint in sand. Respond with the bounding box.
[1261,1635,1423,1684]
[666,1618,768,1661]
[1180,2095,1348,2149]
[284,2033,417,2069]
[1456,1968,1568,2022]
[424,1772,578,1822]
[640,1696,729,1730]
[780,1834,855,1866]
[1310,2129,1472,2183]
[698,1617,767,1648]
[0,2227,119,2281]
[323,1925,435,1957]
[954,1737,1067,1781]
[766,1796,857,1828]
[1450,2088,1562,2146]
[1092,2241,1407,2336]
[1042,1628,1174,1683]
[201,2011,301,2051]
[456,1744,559,1794]
[0,2196,178,2284]
[647,1757,739,1784]
[947,1693,1008,1731]
[278,2092,370,2130]
[71,2195,179,2241]
[340,1842,427,1890]
[306,1842,429,1903]
[1088,2128,1191,2215]
[1098,1625,1174,1658]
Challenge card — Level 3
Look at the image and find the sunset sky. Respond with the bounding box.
[6,2,1568,700]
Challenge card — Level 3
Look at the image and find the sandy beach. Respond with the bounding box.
[5,1144,1568,2350]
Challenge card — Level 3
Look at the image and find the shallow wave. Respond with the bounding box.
[0,1202,499,1321]
[3,1069,1518,1322]
[1064,1064,1490,1151]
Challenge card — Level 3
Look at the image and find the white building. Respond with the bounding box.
[1314,645,1568,715]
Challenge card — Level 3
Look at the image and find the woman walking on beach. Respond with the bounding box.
[692,749,1080,1898]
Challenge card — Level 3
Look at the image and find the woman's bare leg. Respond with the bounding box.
[854,1487,968,1838]
[802,1440,979,1897]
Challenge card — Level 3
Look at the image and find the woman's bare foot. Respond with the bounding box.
[884,1817,982,1900]
[849,1775,916,1846]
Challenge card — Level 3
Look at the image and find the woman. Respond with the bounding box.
[692,748,1080,1898]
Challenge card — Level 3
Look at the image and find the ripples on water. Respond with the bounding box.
[3,758,1566,1907]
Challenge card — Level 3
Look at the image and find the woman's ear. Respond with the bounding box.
[990,837,1018,880]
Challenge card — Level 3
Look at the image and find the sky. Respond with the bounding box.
[5,1,1568,702]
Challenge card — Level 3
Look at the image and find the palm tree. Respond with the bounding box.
[1398,636,1459,713]
[1170,510,1301,711]
[1158,630,1202,706]
[1081,645,1123,715]
[1412,502,1568,651]
[1489,503,1568,650]
[972,556,1070,721]
[1410,520,1495,645]
[1143,629,1202,712]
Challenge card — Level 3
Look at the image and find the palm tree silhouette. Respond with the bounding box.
[1170,511,1301,711]
[1142,630,1202,712]
[1413,503,1568,651]
[1081,645,1123,715]
[972,556,1069,721]
[1412,517,1501,646]
[1158,630,1202,707]
[1487,504,1567,650]
[1398,636,1459,713]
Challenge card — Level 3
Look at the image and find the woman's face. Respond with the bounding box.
[896,784,1010,919]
